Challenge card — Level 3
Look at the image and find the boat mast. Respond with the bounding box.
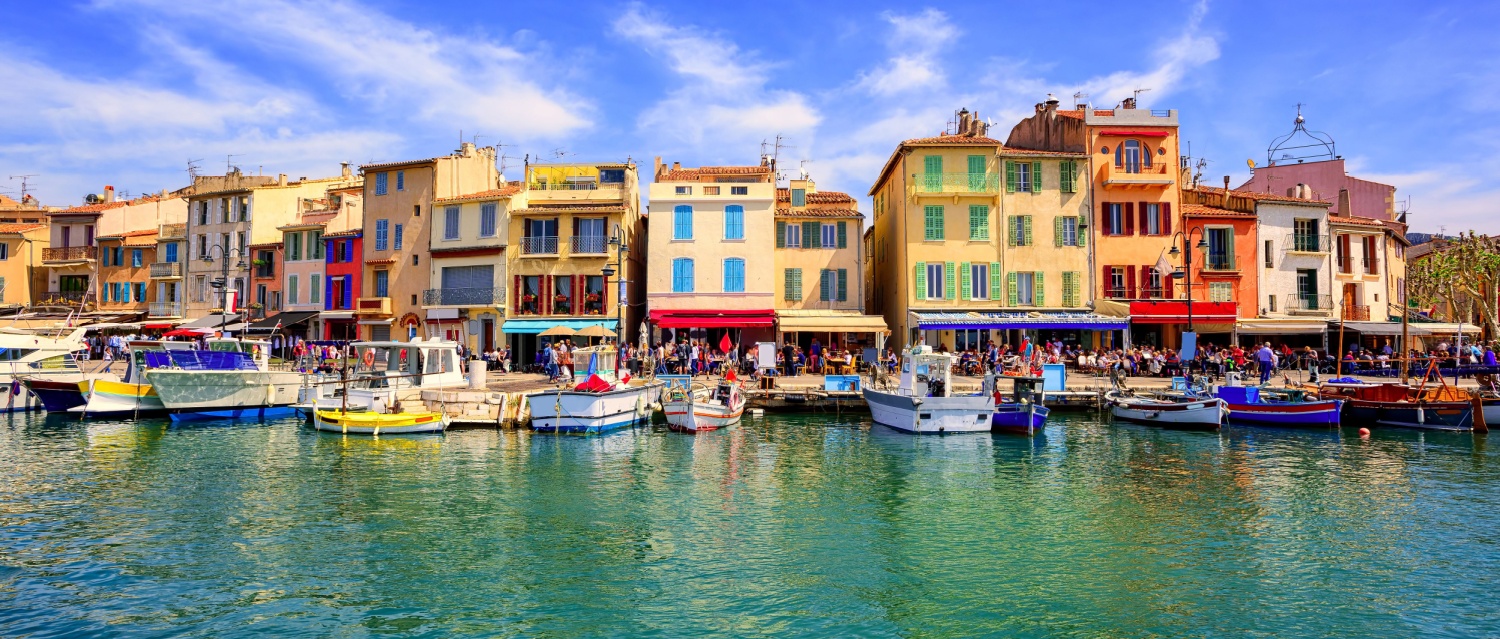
[1401,276,1409,385]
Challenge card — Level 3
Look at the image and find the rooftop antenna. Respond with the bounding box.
[225,154,243,173]
[8,175,37,201]
[769,135,794,183]
[798,159,812,181]
[187,159,203,180]
[1073,91,1089,108]
[1133,87,1152,103]
[551,148,572,160]
[1267,103,1335,166]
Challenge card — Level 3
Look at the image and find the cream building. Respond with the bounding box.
[426,184,521,353]
[773,178,885,351]
[43,187,186,312]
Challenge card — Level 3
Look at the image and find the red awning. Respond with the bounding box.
[1099,130,1171,137]
[1129,301,1237,324]
[141,323,175,330]
[649,309,775,329]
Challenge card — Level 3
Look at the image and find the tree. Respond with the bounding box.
[1408,233,1500,338]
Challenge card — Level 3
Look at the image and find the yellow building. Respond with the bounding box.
[773,178,885,351]
[426,183,522,353]
[95,230,158,316]
[504,161,644,364]
[646,159,778,345]
[0,223,48,309]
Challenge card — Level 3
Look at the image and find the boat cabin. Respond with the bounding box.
[899,346,956,398]
[570,345,620,382]
[349,338,464,390]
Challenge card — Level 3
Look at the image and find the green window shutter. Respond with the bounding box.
[969,205,989,240]
[968,155,985,174]
[1054,216,1065,247]
[837,221,847,248]
[1022,216,1033,246]
[1005,161,1017,193]
[1227,228,1237,269]
[990,262,1002,300]
[819,269,831,301]
[1061,272,1073,306]
[924,155,942,174]
[967,155,985,191]
[1059,161,1072,193]
[1032,162,1043,192]
[837,269,848,301]
[959,262,971,300]
[924,205,945,241]
[803,221,819,248]
[944,262,956,300]
[1006,216,1016,247]
[915,262,926,299]
[1007,272,1019,305]
[792,269,802,300]
[776,221,786,248]
[1077,216,1088,247]
[1034,271,1045,306]
[1072,271,1082,306]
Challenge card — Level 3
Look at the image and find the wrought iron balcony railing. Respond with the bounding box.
[521,236,558,255]
[150,262,182,278]
[149,301,183,317]
[1343,305,1371,321]
[1288,294,1333,313]
[423,287,505,307]
[570,236,607,254]
[917,172,999,194]
[43,246,95,262]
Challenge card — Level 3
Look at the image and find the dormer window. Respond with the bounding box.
[792,189,806,207]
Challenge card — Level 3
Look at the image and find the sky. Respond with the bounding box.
[1,0,1496,233]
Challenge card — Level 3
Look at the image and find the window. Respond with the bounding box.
[135,282,146,304]
[1206,228,1234,270]
[704,186,720,195]
[1144,203,1161,235]
[375,172,388,195]
[924,205,944,241]
[1269,295,1277,312]
[238,232,246,253]
[1057,216,1079,246]
[1209,282,1233,302]
[675,186,692,195]
[673,205,693,240]
[197,202,209,225]
[1297,269,1319,309]
[238,197,249,221]
[1363,236,1379,274]
[791,189,806,207]
[0,243,9,261]
[375,220,388,251]
[723,258,745,292]
[1294,219,1320,252]
[1116,139,1150,173]
[1145,269,1163,298]
[970,263,989,299]
[671,258,695,292]
[922,156,943,191]
[310,274,321,305]
[395,171,404,191]
[480,203,497,237]
[1009,215,1032,246]
[926,263,945,300]
[311,231,323,260]
[1107,203,1124,235]
[394,224,403,250]
[288,274,299,305]
[444,206,460,240]
[132,249,142,267]
[821,223,837,247]
[341,240,353,262]
[165,242,177,263]
[784,268,802,301]
[1109,267,1126,298]
[374,270,389,297]
[1265,241,1274,268]
[1062,272,1080,306]
[968,205,989,241]
[1060,160,1077,193]
[784,222,801,248]
[724,205,744,240]
[1015,162,1032,192]
[1015,272,1035,306]
[731,186,748,195]
[288,232,302,261]
[413,205,421,217]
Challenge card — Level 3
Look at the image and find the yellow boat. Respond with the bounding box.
[312,409,451,435]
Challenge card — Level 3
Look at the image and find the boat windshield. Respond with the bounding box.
[29,354,81,372]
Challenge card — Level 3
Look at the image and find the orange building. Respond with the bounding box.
[95,229,158,317]
[1179,193,1259,339]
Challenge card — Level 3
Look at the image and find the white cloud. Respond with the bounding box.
[854,9,956,96]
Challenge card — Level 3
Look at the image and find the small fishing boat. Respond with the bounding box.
[1106,390,1224,430]
[527,346,661,435]
[1321,381,1486,432]
[664,380,745,433]
[0,326,90,411]
[312,409,450,435]
[20,377,91,413]
[293,338,466,418]
[1216,385,1343,427]
[863,346,994,434]
[989,375,1049,435]
[146,338,302,421]
[72,341,196,417]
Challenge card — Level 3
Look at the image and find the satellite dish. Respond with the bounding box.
[1247,159,1256,169]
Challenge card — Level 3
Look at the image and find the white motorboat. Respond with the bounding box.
[73,341,194,416]
[528,345,660,435]
[664,380,745,433]
[0,326,90,412]
[862,346,995,434]
[1106,390,1225,430]
[294,338,467,418]
[145,338,302,422]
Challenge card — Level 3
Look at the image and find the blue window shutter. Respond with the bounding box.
[394,224,403,250]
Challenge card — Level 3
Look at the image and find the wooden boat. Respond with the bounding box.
[664,380,745,433]
[312,409,450,435]
[863,346,994,434]
[989,375,1049,436]
[1216,385,1342,427]
[293,338,467,419]
[19,377,89,413]
[1320,381,1486,432]
[528,347,661,435]
[1106,390,1224,430]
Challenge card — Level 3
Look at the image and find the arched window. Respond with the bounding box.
[723,258,745,292]
[1116,139,1148,173]
[672,258,695,293]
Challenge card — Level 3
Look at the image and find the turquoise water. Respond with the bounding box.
[1,412,1497,638]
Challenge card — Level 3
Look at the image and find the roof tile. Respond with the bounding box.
[434,185,522,204]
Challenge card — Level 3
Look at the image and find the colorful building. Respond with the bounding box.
[1176,189,1259,345]
[95,229,158,317]
[772,177,884,352]
[148,223,186,320]
[426,184,521,352]
[646,159,778,346]
[277,182,362,341]
[321,229,362,341]
[0,223,48,310]
[42,188,185,312]
[358,143,498,341]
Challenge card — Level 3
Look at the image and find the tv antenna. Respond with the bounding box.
[226,154,243,173]
[8,175,37,201]
[551,148,572,160]
[798,159,812,181]
[187,159,203,180]
[1133,87,1152,103]
[1073,91,1089,108]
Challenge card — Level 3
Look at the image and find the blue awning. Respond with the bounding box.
[501,318,619,335]
[912,311,1128,331]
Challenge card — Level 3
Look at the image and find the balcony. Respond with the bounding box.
[150,262,182,278]
[1201,258,1238,273]
[42,246,95,262]
[526,179,626,203]
[1286,233,1329,254]
[521,236,558,255]
[1102,162,1174,188]
[149,301,183,318]
[356,296,391,315]
[1287,294,1333,315]
[1342,305,1371,321]
[916,172,999,194]
[41,290,89,306]
[570,235,607,255]
[159,223,187,239]
[423,287,506,307]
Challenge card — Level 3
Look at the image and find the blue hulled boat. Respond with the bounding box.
[1216,385,1343,428]
[990,375,1049,436]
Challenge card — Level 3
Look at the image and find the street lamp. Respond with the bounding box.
[1167,229,1210,333]
[204,245,249,336]
[602,231,629,378]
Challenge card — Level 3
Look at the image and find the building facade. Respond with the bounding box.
[426,185,520,352]
[0,223,48,309]
[321,229,362,340]
[42,188,185,312]
[96,230,157,316]
[278,182,362,340]
[772,178,884,349]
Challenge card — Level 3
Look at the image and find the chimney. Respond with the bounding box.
[1122,97,1137,110]
[1337,188,1352,217]
[1045,93,1060,112]
[958,108,972,136]
[461,142,476,157]
[1223,175,1231,208]
[341,162,352,179]
[654,156,663,179]
[672,161,681,172]
[104,185,115,203]
[1287,186,1298,198]
[277,173,288,187]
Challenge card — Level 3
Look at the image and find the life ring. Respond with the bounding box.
[361,350,375,368]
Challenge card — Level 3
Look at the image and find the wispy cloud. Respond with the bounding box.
[853,9,957,96]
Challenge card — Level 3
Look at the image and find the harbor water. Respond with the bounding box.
[1,412,1498,637]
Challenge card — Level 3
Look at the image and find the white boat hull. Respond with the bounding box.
[863,388,994,434]
[664,391,745,432]
[76,379,167,416]
[527,383,660,434]
[1108,395,1225,430]
[146,369,304,419]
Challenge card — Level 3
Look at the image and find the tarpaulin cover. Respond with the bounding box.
[144,350,258,371]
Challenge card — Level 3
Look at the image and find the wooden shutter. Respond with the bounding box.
[776,221,786,248]
[1125,266,1136,299]
[1054,216,1065,247]
[1007,272,1019,305]
[837,269,848,301]
[1006,216,1016,247]
[1138,202,1148,235]
[914,262,926,299]
[1141,265,1153,298]
[1031,161,1042,192]
[1077,216,1088,247]
[784,268,796,301]
[968,155,985,180]
[1100,202,1111,236]
[1164,269,1175,299]
[1369,236,1380,273]
[819,269,830,301]
[1005,161,1017,193]
[1162,202,1172,236]
[1124,202,1135,235]
[803,221,819,248]
[1023,216,1032,246]
[990,262,1002,300]
[1034,271,1045,306]
[1339,234,1351,272]
[837,221,847,248]
[1059,161,1072,193]
[944,262,956,299]
[959,262,971,300]
[1227,228,1237,269]
[924,155,942,174]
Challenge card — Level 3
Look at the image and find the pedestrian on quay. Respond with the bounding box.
[1256,342,1275,385]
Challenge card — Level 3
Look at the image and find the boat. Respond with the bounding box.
[1215,385,1343,427]
[1320,380,1486,432]
[664,380,745,433]
[527,345,661,435]
[1106,390,1224,430]
[71,341,197,417]
[0,326,90,412]
[144,338,303,422]
[862,345,994,434]
[312,409,450,435]
[294,338,467,419]
[989,375,1049,435]
[20,377,92,413]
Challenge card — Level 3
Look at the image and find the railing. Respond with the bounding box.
[423,287,505,307]
[917,172,999,194]
[528,180,624,191]
[1343,305,1370,321]
[356,297,391,314]
[254,264,275,278]
[1138,286,1166,299]
[148,301,183,317]
[1103,162,1173,185]
[1337,257,1353,273]
[521,236,558,255]
[43,246,95,261]
[43,290,89,305]
[1105,287,1129,299]
[159,223,187,239]
[1288,294,1333,313]
[570,236,607,254]
[1203,256,1237,271]
[150,262,182,278]
[1289,233,1328,253]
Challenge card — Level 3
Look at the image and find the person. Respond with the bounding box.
[1256,342,1275,384]
[545,343,559,381]
[1486,346,1497,368]
[781,342,797,377]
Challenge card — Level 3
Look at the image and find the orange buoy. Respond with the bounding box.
[1358,427,1371,437]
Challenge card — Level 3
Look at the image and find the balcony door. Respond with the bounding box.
[1297,269,1319,309]
[330,277,344,310]
[439,265,495,306]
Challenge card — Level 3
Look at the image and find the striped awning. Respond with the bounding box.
[911,311,1128,331]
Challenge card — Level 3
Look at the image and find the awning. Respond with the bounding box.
[320,311,356,321]
[179,313,240,329]
[912,311,1129,331]
[1236,319,1329,335]
[502,318,618,335]
[426,308,460,320]
[249,311,319,330]
[1337,321,1480,336]
[357,318,394,326]
[1129,301,1237,324]
[776,310,888,333]
[140,321,183,330]
[649,309,774,329]
[221,322,250,332]
[1099,129,1171,137]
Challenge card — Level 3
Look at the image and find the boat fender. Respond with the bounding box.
[1359,427,1370,437]
[267,384,276,404]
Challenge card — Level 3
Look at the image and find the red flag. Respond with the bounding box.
[725,368,737,382]
[719,333,732,354]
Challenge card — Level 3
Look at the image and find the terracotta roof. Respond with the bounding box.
[1056,109,1085,120]
[50,202,125,215]
[1001,148,1088,158]
[900,134,1005,146]
[659,166,772,181]
[1182,204,1255,219]
[1190,186,1331,207]
[775,208,862,219]
[1327,215,1387,227]
[361,157,438,171]
[775,189,857,204]
[366,257,398,265]
[324,229,362,238]
[513,204,626,215]
[0,223,45,234]
[98,229,161,240]
[434,185,522,204]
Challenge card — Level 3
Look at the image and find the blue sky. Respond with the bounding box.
[1,0,1495,232]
